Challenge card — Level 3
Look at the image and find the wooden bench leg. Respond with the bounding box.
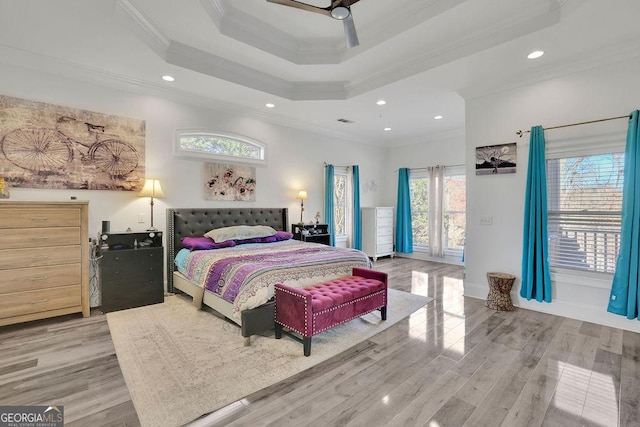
[303,336,312,357]
[380,306,387,321]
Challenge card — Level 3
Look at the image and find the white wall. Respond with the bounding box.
[0,63,387,300]
[0,63,386,233]
[464,56,640,332]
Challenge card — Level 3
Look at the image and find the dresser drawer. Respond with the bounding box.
[0,208,81,229]
[101,248,163,282]
[377,243,394,254]
[0,246,81,270]
[376,217,393,228]
[0,227,80,249]
[0,264,81,294]
[101,278,164,313]
[376,208,393,219]
[376,226,393,237]
[376,235,393,246]
[0,285,81,320]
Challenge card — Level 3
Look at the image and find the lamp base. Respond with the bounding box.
[146,226,158,232]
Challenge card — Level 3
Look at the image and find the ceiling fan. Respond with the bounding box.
[266,0,361,48]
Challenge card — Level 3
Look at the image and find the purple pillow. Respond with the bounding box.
[273,231,293,241]
[234,231,293,246]
[181,236,236,251]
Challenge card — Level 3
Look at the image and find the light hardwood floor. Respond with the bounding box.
[1,257,639,426]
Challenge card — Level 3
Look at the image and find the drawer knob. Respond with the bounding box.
[31,275,48,281]
[31,299,49,304]
[30,217,49,222]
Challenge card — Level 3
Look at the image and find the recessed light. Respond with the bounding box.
[376,100,386,106]
[265,103,275,108]
[162,75,175,82]
[527,50,544,59]
[384,127,391,131]
[434,115,443,120]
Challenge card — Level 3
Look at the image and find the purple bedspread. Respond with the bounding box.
[177,239,371,318]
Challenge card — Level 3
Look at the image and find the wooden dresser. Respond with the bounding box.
[0,201,90,326]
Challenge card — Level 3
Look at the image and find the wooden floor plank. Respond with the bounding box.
[2,257,640,427]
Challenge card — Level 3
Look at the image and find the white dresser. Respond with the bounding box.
[361,207,394,261]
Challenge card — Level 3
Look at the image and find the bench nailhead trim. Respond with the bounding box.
[275,284,386,337]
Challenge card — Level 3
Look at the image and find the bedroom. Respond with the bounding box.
[1,0,640,425]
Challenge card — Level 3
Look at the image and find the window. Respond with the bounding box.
[409,172,429,247]
[175,131,266,164]
[409,167,466,257]
[333,167,348,237]
[547,152,624,273]
[443,170,466,253]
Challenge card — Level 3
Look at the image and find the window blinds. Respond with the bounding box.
[546,153,624,273]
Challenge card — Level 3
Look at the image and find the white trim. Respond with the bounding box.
[396,249,464,266]
[464,279,640,334]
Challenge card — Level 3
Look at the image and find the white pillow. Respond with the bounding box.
[205,225,277,242]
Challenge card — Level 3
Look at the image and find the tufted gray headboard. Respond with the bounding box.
[166,207,288,292]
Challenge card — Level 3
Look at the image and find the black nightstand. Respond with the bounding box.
[292,223,331,245]
[100,231,164,313]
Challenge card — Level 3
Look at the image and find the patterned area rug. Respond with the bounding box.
[107,289,431,427]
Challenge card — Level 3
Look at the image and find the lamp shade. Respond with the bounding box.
[138,179,165,198]
[296,190,308,200]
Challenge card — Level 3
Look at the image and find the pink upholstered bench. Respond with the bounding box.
[274,267,388,356]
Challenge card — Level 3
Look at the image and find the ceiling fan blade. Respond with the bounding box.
[343,14,359,48]
[266,0,331,17]
[333,0,360,8]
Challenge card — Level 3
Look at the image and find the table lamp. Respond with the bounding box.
[138,178,165,231]
[296,190,308,224]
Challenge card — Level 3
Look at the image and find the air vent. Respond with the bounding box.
[337,118,354,123]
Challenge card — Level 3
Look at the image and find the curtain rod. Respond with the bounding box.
[516,114,631,137]
[394,164,465,172]
[324,162,351,168]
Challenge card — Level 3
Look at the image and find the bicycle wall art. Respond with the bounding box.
[0,95,145,191]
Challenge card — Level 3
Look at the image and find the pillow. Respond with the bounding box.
[273,230,293,241]
[234,231,293,246]
[205,225,277,243]
[181,236,236,251]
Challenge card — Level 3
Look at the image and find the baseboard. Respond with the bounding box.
[464,281,640,333]
[396,252,464,266]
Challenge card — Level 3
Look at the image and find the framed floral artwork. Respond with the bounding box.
[204,162,256,201]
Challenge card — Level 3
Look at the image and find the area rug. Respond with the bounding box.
[107,289,431,427]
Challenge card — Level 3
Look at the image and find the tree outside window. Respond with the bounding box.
[334,173,347,236]
[444,174,466,251]
[410,175,429,247]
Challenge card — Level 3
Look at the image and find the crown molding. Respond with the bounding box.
[459,37,640,101]
[0,44,378,147]
[115,0,169,59]
[118,0,578,101]
[348,1,565,97]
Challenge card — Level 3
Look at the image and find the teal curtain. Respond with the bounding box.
[608,110,640,319]
[352,165,362,250]
[324,164,335,246]
[521,125,552,302]
[395,168,413,253]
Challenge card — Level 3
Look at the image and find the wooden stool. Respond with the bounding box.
[486,272,515,311]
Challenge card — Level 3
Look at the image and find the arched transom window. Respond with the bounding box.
[175,131,266,165]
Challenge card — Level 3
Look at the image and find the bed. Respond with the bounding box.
[166,207,372,344]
